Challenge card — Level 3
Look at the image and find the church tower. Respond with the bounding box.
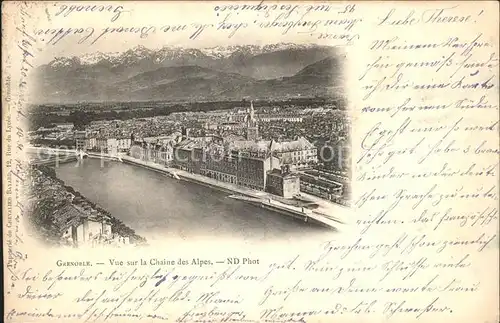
[246,100,259,141]
[249,100,255,123]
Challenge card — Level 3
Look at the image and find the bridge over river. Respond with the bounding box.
[26,146,123,165]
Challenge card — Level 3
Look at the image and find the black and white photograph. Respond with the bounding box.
[5,2,499,323]
[25,42,351,248]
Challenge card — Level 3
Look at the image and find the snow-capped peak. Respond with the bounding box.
[122,45,154,61]
[48,43,324,67]
[201,45,256,59]
[128,45,153,57]
[80,51,122,65]
[262,42,314,52]
[200,43,317,59]
[49,56,81,68]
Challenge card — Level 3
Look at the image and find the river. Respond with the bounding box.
[55,158,333,244]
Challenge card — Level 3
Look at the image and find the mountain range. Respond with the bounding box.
[31,43,345,104]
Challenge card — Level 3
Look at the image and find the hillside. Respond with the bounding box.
[31,44,345,103]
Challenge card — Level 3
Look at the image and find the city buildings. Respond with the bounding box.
[72,215,113,247]
[299,173,343,201]
[269,137,318,170]
[83,136,132,154]
[235,150,280,190]
[116,137,132,152]
[172,137,209,173]
[75,131,86,151]
[172,138,281,190]
[85,136,97,150]
[201,142,238,184]
[266,166,301,198]
[61,100,350,204]
[257,114,304,123]
[55,122,75,130]
[96,137,117,154]
[131,137,176,167]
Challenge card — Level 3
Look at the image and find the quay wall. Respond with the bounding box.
[120,156,260,197]
[119,156,339,229]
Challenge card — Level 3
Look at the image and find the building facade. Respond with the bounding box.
[95,137,131,155]
[266,166,301,198]
[171,136,280,192]
[201,145,238,184]
[85,137,97,151]
[96,138,117,155]
[75,131,86,151]
[116,137,132,152]
[131,139,174,167]
[270,137,318,170]
[299,173,343,201]
[172,137,207,173]
[236,151,279,190]
[73,216,113,247]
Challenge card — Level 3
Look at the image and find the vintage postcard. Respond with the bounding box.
[2,1,499,322]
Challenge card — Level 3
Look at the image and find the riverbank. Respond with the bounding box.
[121,155,267,197]
[119,155,346,228]
[27,146,347,235]
[26,164,147,247]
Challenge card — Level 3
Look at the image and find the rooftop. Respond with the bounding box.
[51,202,86,234]
[176,137,208,150]
[267,168,298,178]
[270,137,316,152]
